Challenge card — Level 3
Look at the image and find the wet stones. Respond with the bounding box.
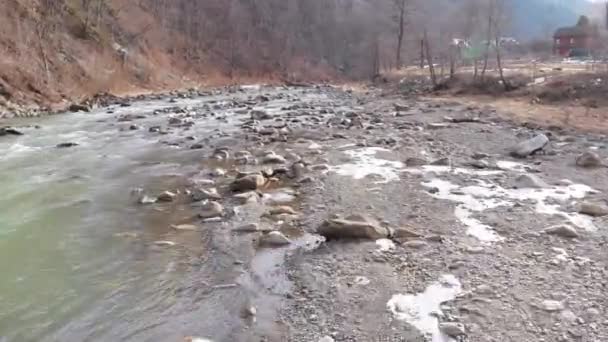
[544,224,579,238]
[231,173,266,192]
[317,215,390,240]
[578,202,608,217]
[198,201,224,219]
[233,191,260,204]
[576,151,604,168]
[510,134,549,158]
[267,206,297,215]
[68,103,91,112]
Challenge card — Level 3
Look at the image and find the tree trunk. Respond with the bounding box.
[424,30,437,86]
[420,39,425,69]
[480,7,493,81]
[495,31,510,90]
[395,1,405,68]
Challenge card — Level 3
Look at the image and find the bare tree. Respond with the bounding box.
[394,0,408,68]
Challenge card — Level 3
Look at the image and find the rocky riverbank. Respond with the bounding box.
[2,84,608,342]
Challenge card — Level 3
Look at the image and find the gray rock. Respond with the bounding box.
[251,110,271,120]
[576,151,603,168]
[233,191,260,204]
[267,206,297,215]
[0,127,24,136]
[513,174,547,189]
[199,201,224,219]
[319,336,335,342]
[191,188,221,201]
[157,191,176,202]
[579,202,608,217]
[317,216,390,240]
[430,157,450,166]
[403,240,428,249]
[234,223,260,232]
[231,174,266,192]
[510,134,549,158]
[405,157,427,167]
[261,231,291,246]
[541,300,564,312]
[544,224,579,238]
[392,227,423,240]
[138,195,157,204]
[439,322,466,337]
[56,142,79,148]
[262,153,286,164]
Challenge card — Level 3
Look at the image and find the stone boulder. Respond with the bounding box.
[576,151,604,168]
[510,134,549,158]
[317,215,390,240]
[231,174,266,192]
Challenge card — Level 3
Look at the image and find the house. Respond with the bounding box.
[553,16,599,57]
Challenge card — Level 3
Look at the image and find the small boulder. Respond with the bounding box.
[439,322,466,337]
[268,206,297,215]
[199,201,224,219]
[0,127,24,136]
[234,223,260,232]
[251,110,271,120]
[231,174,266,192]
[261,231,291,246]
[541,300,564,312]
[157,191,177,202]
[579,202,608,217]
[318,216,390,240]
[576,151,604,168]
[56,142,78,148]
[403,240,428,249]
[392,227,422,240]
[405,157,427,167]
[191,187,222,201]
[510,134,549,158]
[233,191,260,204]
[262,153,286,164]
[513,174,547,189]
[68,103,91,112]
[544,224,579,238]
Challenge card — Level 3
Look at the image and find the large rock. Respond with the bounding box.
[56,142,79,148]
[317,216,390,240]
[579,202,608,217]
[544,224,579,238]
[68,103,91,112]
[510,134,549,158]
[231,174,266,192]
[576,151,604,168]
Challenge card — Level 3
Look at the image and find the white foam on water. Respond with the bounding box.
[0,143,41,161]
[387,274,462,342]
[376,239,396,252]
[423,176,597,242]
[331,147,404,183]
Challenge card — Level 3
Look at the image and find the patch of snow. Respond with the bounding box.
[376,238,396,252]
[331,147,404,183]
[422,176,597,242]
[387,274,462,342]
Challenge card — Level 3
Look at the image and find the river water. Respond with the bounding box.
[0,94,257,341]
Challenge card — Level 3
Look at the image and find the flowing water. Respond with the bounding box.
[0,95,255,341]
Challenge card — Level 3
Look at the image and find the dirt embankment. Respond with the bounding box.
[0,0,317,118]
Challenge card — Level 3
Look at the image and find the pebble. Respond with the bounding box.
[578,202,608,217]
[541,300,565,312]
